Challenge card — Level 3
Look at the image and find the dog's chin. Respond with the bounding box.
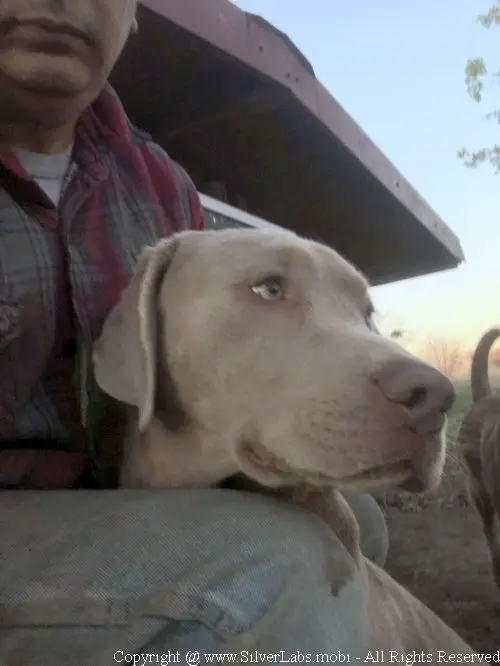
[335,463,414,493]
[237,436,445,494]
[403,455,444,495]
[400,431,446,495]
[237,440,302,487]
[335,448,444,495]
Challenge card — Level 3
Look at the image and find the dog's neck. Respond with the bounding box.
[119,412,237,488]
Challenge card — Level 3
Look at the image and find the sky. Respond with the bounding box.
[232,0,500,350]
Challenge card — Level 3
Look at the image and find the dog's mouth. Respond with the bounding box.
[238,440,415,491]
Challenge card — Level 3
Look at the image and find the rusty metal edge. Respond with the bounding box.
[139,0,465,265]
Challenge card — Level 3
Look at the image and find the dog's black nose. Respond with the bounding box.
[372,358,455,436]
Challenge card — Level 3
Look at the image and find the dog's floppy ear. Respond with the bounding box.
[93,237,178,432]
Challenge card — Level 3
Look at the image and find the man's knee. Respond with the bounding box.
[136,490,366,654]
[1,489,357,623]
[1,490,367,660]
[122,489,357,607]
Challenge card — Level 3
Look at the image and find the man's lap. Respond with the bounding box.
[0,488,385,664]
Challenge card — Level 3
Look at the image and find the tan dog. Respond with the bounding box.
[93,228,475,655]
[457,327,500,587]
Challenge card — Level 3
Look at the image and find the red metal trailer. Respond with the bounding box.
[111,0,464,285]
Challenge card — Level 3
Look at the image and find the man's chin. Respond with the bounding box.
[0,55,94,101]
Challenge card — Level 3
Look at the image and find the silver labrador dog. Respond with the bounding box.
[94,228,475,656]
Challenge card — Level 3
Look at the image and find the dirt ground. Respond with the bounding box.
[384,504,499,653]
[376,457,500,653]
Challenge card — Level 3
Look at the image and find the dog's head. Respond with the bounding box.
[93,229,454,493]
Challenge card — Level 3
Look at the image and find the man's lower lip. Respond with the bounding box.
[14,38,78,55]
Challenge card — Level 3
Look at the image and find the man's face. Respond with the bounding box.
[0,0,137,107]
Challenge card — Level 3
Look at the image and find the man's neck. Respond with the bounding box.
[0,118,76,154]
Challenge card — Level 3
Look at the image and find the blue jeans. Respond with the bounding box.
[0,488,388,664]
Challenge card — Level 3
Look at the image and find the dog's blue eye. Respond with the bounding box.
[251,278,284,301]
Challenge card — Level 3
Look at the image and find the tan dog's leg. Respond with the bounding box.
[278,486,362,568]
[220,479,362,572]
[463,449,500,585]
[362,557,474,653]
[279,484,475,653]
[488,480,500,586]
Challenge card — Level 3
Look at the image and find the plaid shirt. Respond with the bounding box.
[0,85,204,489]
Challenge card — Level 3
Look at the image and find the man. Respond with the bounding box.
[0,0,388,662]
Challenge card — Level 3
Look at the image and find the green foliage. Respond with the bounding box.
[464,57,488,103]
[478,2,500,27]
[458,2,500,172]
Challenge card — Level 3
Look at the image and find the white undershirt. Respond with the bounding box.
[14,144,73,206]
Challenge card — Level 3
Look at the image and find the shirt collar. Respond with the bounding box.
[0,83,150,183]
